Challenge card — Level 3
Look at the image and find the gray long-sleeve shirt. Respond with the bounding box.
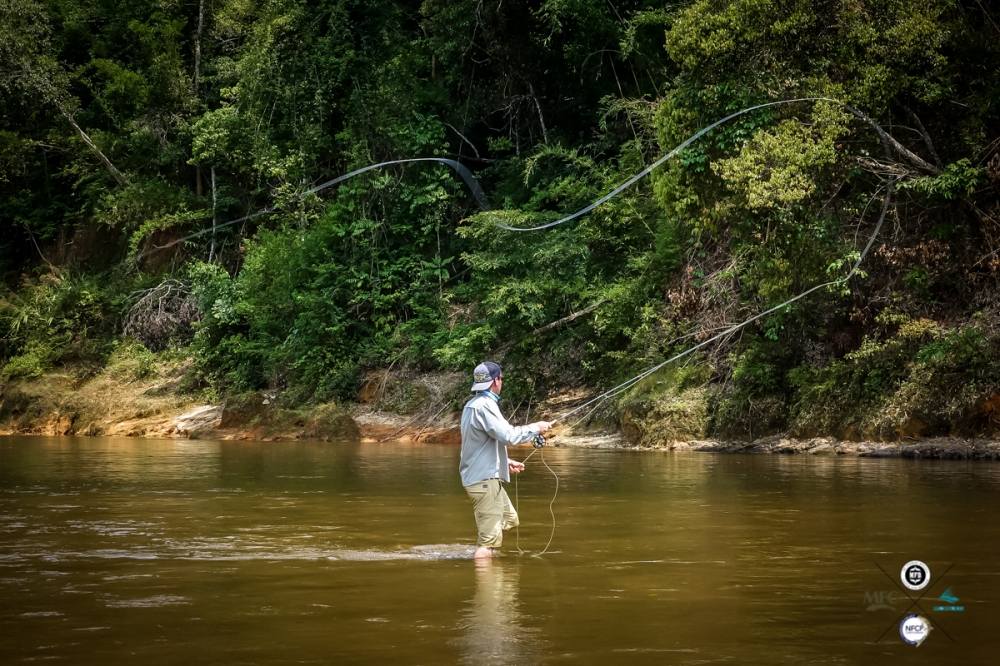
[459,392,537,486]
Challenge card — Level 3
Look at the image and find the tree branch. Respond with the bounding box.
[58,106,128,187]
[843,105,941,175]
[531,300,605,336]
[444,122,480,159]
[20,60,129,187]
[527,82,549,145]
[902,104,943,168]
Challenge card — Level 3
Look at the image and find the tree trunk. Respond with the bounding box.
[208,166,217,262]
[58,106,128,187]
[528,82,549,145]
[193,0,205,197]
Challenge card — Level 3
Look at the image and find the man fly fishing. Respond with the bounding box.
[460,361,551,560]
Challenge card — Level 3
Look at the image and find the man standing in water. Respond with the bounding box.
[460,361,551,560]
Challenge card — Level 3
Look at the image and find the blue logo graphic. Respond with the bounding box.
[932,587,965,612]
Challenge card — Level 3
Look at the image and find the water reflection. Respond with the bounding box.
[456,560,540,665]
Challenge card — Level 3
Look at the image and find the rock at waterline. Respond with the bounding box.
[173,405,223,438]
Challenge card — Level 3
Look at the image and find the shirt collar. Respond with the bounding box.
[479,390,501,402]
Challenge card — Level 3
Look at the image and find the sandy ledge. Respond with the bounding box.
[2,380,998,459]
[351,412,1000,460]
[553,432,1000,460]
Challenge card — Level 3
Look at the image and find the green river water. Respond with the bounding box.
[1,436,998,664]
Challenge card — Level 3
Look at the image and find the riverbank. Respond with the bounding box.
[561,430,1000,459]
[0,363,357,442]
[2,368,999,459]
[353,410,1000,459]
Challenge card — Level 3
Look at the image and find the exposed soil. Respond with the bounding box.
[0,364,355,442]
[351,410,1000,460]
[3,368,998,459]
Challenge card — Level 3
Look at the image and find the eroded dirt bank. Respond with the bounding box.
[2,368,998,459]
[0,363,356,442]
[352,411,1000,459]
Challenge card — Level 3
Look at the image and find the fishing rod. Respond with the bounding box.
[490,96,905,429]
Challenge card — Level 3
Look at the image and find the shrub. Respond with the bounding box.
[0,272,126,378]
[105,340,158,383]
[790,320,1000,438]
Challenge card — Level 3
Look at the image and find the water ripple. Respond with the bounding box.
[104,595,191,608]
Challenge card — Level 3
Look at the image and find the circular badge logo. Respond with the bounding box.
[899,613,931,646]
[900,560,930,591]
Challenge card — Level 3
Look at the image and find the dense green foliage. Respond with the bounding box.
[2,0,999,437]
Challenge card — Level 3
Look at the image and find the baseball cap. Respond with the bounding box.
[470,361,503,392]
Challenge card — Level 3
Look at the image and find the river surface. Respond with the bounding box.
[1,436,998,664]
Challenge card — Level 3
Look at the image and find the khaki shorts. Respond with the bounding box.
[464,478,519,548]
